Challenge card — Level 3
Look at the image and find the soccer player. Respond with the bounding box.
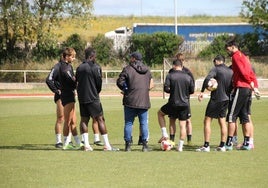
[225,39,260,151]
[58,47,82,150]
[196,55,233,152]
[46,58,70,148]
[158,53,194,145]
[158,59,195,152]
[76,47,119,151]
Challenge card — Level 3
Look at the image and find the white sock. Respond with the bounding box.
[102,134,111,149]
[94,134,100,142]
[82,133,90,147]
[178,140,184,150]
[63,136,69,146]
[161,127,168,138]
[56,134,62,144]
[73,135,81,145]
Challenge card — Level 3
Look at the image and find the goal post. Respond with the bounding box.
[162,58,173,99]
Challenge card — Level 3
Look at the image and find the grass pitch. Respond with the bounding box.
[0,96,268,187]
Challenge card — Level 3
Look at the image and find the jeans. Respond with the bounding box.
[124,106,149,143]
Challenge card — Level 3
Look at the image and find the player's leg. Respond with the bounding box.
[68,103,81,147]
[186,118,193,145]
[196,116,212,152]
[55,99,64,148]
[169,118,176,142]
[92,118,104,146]
[157,110,168,142]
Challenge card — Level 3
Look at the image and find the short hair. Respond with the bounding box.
[62,47,76,58]
[225,37,238,48]
[172,59,183,67]
[85,47,96,59]
[213,54,225,63]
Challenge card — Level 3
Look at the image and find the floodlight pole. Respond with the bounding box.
[174,0,178,35]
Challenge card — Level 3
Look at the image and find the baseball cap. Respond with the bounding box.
[130,52,142,60]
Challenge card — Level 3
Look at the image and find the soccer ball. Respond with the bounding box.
[206,78,218,91]
[160,140,175,151]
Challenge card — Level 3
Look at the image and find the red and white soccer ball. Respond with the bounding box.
[206,78,218,91]
[161,140,175,151]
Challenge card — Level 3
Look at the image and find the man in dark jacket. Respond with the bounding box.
[117,52,154,152]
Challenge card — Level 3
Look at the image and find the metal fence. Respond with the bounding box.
[1,69,268,91]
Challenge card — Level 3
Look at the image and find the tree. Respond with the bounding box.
[130,32,184,67]
[30,0,94,56]
[0,0,94,62]
[240,0,268,38]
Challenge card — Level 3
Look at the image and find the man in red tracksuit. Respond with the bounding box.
[224,39,260,151]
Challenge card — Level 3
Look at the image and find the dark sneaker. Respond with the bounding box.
[138,139,143,145]
[94,141,104,146]
[142,142,150,152]
[55,142,63,148]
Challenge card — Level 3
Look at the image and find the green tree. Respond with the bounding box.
[0,0,94,62]
[91,34,114,66]
[130,32,183,67]
[62,34,87,61]
[240,0,268,39]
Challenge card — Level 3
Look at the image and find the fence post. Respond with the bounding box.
[24,71,26,84]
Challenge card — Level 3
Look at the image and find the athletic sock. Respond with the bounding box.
[219,142,225,147]
[187,134,192,142]
[82,133,90,147]
[56,133,62,144]
[94,134,100,142]
[204,142,209,148]
[178,140,184,150]
[102,134,111,149]
[161,127,168,138]
[170,134,175,142]
[73,135,81,145]
[226,136,233,146]
[243,136,250,146]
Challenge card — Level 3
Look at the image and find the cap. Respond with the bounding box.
[130,52,142,60]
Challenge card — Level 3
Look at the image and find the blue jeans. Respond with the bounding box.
[124,106,149,143]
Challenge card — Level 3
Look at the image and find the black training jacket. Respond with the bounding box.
[76,61,102,103]
[46,62,61,95]
[164,69,195,107]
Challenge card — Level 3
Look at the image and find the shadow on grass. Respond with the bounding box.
[0,144,59,151]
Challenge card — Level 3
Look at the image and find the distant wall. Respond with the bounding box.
[133,23,257,41]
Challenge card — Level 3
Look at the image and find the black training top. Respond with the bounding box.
[58,61,76,99]
[76,61,102,104]
[46,62,61,95]
[201,64,233,102]
[164,69,195,107]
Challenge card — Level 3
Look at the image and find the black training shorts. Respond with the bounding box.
[79,100,103,118]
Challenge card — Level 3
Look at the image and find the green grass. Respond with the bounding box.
[0,97,268,187]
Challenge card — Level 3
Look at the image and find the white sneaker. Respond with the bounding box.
[215,146,226,152]
[84,146,93,151]
[196,146,210,152]
[177,144,183,152]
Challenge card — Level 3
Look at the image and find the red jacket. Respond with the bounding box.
[232,50,258,88]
